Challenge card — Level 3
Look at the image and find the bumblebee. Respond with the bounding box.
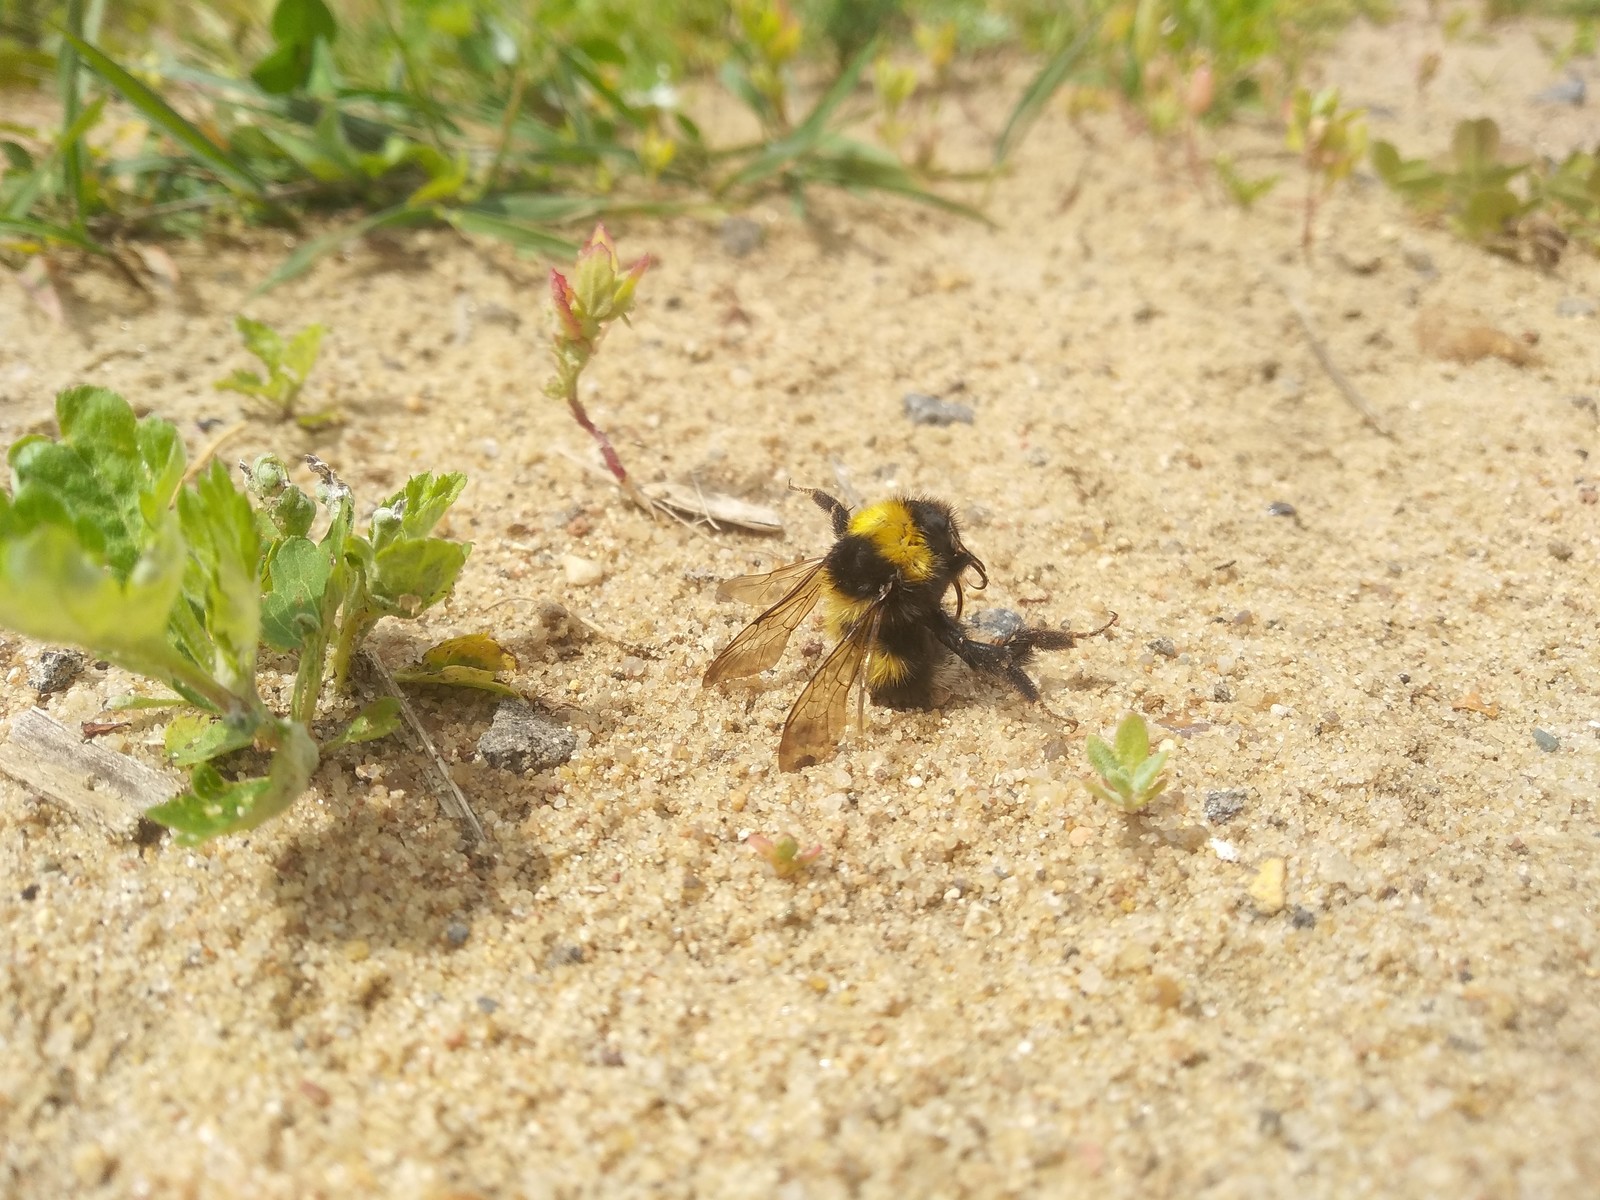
[703,488,1116,770]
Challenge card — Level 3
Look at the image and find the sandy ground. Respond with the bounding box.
[3,8,1599,1198]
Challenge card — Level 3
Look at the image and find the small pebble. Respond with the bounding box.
[478,700,578,772]
[561,554,605,586]
[1267,501,1297,518]
[1213,681,1235,703]
[27,648,84,694]
[966,607,1025,645]
[1249,857,1288,916]
[1533,74,1586,105]
[616,655,648,679]
[1549,541,1574,561]
[903,392,975,426]
[444,922,470,947]
[1209,837,1240,862]
[717,215,765,257]
[1147,636,1178,659]
[70,1142,113,1187]
[1556,297,1597,319]
[476,996,499,1014]
[547,944,586,967]
[1533,728,1559,753]
[1290,906,1317,929]
[1204,789,1248,824]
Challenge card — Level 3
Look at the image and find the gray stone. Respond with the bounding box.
[903,392,975,426]
[27,648,84,695]
[1204,788,1248,824]
[717,216,765,257]
[477,700,577,773]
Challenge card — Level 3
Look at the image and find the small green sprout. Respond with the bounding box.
[1083,713,1170,813]
[1286,87,1367,252]
[216,314,333,428]
[748,834,823,879]
[546,224,653,510]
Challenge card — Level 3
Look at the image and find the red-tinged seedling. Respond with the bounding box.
[748,834,824,880]
[545,223,654,509]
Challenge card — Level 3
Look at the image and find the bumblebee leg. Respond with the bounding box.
[789,485,852,537]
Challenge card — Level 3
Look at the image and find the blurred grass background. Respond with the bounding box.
[1,0,1591,290]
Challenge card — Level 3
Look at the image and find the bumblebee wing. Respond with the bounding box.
[703,564,828,685]
[714,557,825,607]
[778,600,882,771]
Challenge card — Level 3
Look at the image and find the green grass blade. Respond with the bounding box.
[995,15,1101,165]
[58,0,88,229]
[0,214,108,253]
[795,137,991,223]
[5,94,104,221]
[443,205,577,257]
[251,203,426,295]
[719,40,877,196]
[58,29,267,198]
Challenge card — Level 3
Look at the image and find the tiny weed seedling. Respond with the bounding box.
[1084,713,1170,813]
[1373,118,1600,265]
[748,834,823,879]
[0,387,471,842]
[547,223,653,509]
[1286,87,1367,252]
[216,315,334,428]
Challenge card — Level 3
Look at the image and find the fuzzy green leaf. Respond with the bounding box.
[1113,713,1149,766]
[1130,750,1169,797]
[1085,734,1120,782]
[235,315,284,370]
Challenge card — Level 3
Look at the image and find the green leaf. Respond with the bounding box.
[1085,733,1120,782]
[250,40,315,95]
[386,471,467,541]
[369,537,471,616]
[215,368,270,398]
[391,662,519,697]
[59,30,267,198]
[1452,117,1501,175]
[0,508,187,685]
[420,632,514,673]
[176,461,262,695]
[164,710,261,766]
[1113,712,1149,766]
[235,315,285,370]
[146,719,319,843]
[271,0,337,45]
[1129,750,1168,797]
[323,697,401,751]
[282,323,325,382]
[260,534,331,651]
[9,386,184,577]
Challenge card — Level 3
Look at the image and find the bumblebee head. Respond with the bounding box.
[902,497,988,618]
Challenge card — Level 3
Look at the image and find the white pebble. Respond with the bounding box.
[1209,837,1240,862]
[562,554,605,586]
